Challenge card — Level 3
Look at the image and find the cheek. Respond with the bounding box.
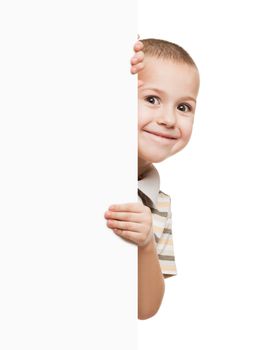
[138,113,146,129]
[180,120,194,140]
[138,103,152,128]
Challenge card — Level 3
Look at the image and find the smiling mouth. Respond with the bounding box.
[144,130,177,140]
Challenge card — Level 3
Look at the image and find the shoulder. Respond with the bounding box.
[155,190,172,216]
[157,190,172,218]
[158,190,171,202]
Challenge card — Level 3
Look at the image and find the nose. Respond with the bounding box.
[156,107,177,127]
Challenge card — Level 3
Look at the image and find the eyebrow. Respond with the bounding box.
[140,87,197,103]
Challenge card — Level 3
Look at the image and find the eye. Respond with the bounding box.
[177,103,192,112]
[145,95,160,105]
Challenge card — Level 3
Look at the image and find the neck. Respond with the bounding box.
[138,158,152,180]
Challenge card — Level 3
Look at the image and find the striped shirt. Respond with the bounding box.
[138,164,177,276]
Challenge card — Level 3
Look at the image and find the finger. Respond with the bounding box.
[133,40,144,52]
[136,51,144,60]
[130,51,144,65]
[107,219,144,233]
[112,229,138,245]
[130,64,143,74]
[130,66,137,75]
[130,62,145,74]
[105,210,144,223]
[108,203,143,213]
[113,228,147,246]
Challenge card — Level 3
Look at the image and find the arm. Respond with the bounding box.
[138,235,165,320]
[104,202,165,320]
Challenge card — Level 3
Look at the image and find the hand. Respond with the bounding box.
[104,202,153,247]
[130,36,145,76]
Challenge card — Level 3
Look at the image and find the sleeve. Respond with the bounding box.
[156,196,177,276]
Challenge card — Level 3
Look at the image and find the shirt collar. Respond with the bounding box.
[138,164,160,209]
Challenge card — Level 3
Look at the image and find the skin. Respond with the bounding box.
[138,56,200,176]
[130,38,145,75]
[104,39,200,320]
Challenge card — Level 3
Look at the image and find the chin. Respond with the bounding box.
[139,153,167,164]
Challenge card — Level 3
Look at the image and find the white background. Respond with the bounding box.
[0,1,137,349]
[138,0,263,349]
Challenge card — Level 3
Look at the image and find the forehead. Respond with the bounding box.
[138,56,199,97]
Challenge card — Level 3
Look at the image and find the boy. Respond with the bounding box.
[104,38,200,320]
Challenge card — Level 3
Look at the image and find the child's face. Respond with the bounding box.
[138,56,200,168]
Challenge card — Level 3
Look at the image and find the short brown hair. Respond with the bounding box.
[140,38,197,69]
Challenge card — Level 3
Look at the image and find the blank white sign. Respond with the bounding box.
[0,1,137,349]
